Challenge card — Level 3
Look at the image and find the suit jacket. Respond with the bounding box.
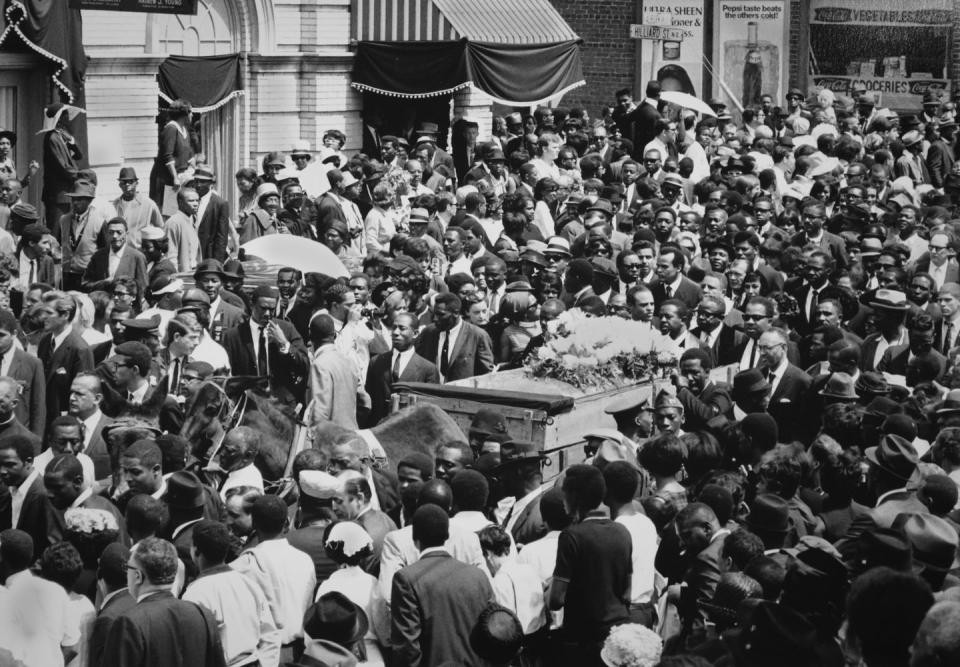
[508,483,554,547]
[89,588,137,667]
[767,363,812,443]
[102,590,226,667]
[625,101,662,157]
[83,246,149,298]
[835,490,929,562]
[284,301,314,342]
[0,474,56,558]
[677,382,733,432]
[681,532,727,633]
[358,507,398,576]
[926,139,955,188]
[197,193,230,262]
[878,344,947,381]
[692,324,747,367]
[913,257,960,285]
[791,230,849,270]
[7,348,45,437]
[38,330,94,426]
[391,550,494,667]
[790,282,830,337]
[306,344,358,430]
[651,276,702,311]
[936,318,960,355]
[365,350,440,425]
[415,321,495,383]
[82,411,115,480]
[895,152,930,185]
[211,299,245,337]
[221,319,309,406]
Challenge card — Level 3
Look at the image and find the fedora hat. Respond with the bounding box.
[10,203,39,223]
[339,170,360,190]
[416,121,440,136]
[856,372,891,398]
[732,368,770,398]
[117,166,138,181]
[255,182,280,205]
[723,601,819,667]
[544,237,572,257]
[869,289,909,311]
[193,166,215,182]
[746,493,791,535]
[818,372,858,401]
[408,207,431,225]
[859,237,883,257]
[66,180,96,198]
[496,440,546,469]
[163,471,204,509]
[585,198,615,218]
[520,248,548,267]
[893,512,960,572]
[193,258,227,280]
[865,433,918,482]
[303,592,369,646]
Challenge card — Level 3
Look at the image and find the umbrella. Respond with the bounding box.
[241,235,349,278]
[660,91,716,118]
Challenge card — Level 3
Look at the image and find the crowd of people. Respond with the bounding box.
[3,79,960,667]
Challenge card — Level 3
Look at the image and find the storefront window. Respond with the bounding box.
[809,0,951,109]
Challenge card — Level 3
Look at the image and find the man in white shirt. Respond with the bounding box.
[230,495,316,663]
[0,529,80,666]
[69,372,113,483]
[442,227,473,277]
[32,415,96,489]
[216,426,265,500]
[184,520,280,666]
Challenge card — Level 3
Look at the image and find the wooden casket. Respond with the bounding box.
[393,369,670,472]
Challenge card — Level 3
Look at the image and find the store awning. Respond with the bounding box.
[157,54,245,113]
[351,0,584,105]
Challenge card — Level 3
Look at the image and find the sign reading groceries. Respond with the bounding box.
[813,75,950,109]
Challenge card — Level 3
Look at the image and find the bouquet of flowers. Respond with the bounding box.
[64,507,121,569]
[600,624,663,667]
[524,311,677,390]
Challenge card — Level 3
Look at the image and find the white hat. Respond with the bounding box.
[153,278,184,295]
[299,470,343,500]
[291,139,312,156]
[810,156,840,178]
[324,522,373,557]
[141,226,165,242]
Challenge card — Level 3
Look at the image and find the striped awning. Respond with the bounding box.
[351,0,584,104]
[353,0,579,44]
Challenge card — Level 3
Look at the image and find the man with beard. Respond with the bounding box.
[877,313,946,383]
[672,348,733,431]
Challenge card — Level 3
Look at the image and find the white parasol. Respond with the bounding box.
[241,235,349,278]
[659,91,717,118]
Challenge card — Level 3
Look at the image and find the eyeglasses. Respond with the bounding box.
[122,562,143,576]
[930,245,949,252]
[758,343,785,351]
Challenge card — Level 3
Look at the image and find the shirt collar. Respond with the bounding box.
[419,546,450,559]
[12,467,38,494]
[70,487,94,508]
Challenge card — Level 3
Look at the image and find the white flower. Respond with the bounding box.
[601,624,663,667]
[64,508,119,535]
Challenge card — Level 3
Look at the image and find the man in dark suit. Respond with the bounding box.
[89,543,136,667]
[673,349,733,431]
[0,435,56,557]
[877,313,947,383]
[732,231,785,293]
[38,295,94,428]
[624,81,663,158]
[192,167,230,262]
[691,295,747,366]
[0,310,45,436]
[11,221,57,314]
[791,200,848,270]
[194,261,245,340]
[415,292,494,383]
[758,328,812,443]
[926,119,957,188]
[913,232,960,289]
[790,250,834,337]
[391,504,494,667]
[68,372,113,481]
[561,258,597,309]
[102,537,226,666]
[82,216,149,298]
[222,285,309,407]
[651,245,702,310]
[676,503,728,635]
[498,440,552,547]
[835,434,927,562]
[366,312,440,425]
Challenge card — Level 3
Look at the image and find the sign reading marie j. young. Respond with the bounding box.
[68,0,198,15]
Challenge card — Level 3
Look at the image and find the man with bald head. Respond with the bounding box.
[675,502,728,636]
[378,479,484,604]
[0,375,41,453]
[217,426,264,500]
[0,310,45,437]
[758,327,812,441]
[305,313,357,430]
[910,600,960,666]
[44,452,125,538]
[68,372,113,481]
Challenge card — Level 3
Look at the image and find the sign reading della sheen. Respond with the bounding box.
[68,0,198,14]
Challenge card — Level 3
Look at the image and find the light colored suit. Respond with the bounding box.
[164,211,201,272]
[306,343,359,430]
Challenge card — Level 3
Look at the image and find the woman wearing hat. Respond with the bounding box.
[0,128,37,186]
[239,182,289,243]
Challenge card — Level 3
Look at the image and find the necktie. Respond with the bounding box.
[945,322,954,355]
[749,341,757,367]
[128,391,137,404]
[191,214,198,230]
[664,285,672,299]
[257,326,268,375]
[440,333,450,377]
[279,298,289,318]
[28,260,35,285]
[170,357,181,394]
[809,287,819,324]
[392,352,401,383]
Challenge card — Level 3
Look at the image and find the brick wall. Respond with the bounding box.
[550,0,636,112]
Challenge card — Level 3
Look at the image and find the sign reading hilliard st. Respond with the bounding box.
[629,24,687,41]
[68,0,198,15]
